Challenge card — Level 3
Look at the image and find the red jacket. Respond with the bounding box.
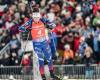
[74,37,80,53]
[22,58,30,66]
[93,3,100,15]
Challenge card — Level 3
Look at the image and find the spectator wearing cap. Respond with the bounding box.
[62,44,74,64]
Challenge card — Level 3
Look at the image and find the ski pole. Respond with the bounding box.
[20,31,30,65]
[50,31,58,58]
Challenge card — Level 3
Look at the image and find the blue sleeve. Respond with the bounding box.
[18,25,27,32]
[84,43,88,48]
[18,19,32,32]
[41,17,56,29]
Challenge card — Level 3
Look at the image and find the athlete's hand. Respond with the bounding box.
[19,26,27,32]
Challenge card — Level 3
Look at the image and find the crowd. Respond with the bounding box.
[0,0,100,68]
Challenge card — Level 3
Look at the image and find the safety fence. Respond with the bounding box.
[0,66,33,80]
[0,64,100,80]
[0,43,10,55]
[54,64,100,79]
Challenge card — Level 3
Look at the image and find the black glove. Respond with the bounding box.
[52,56,57,60]
[44,58,48,65]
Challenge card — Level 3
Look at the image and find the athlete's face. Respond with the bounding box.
[33,17,40,22]
[32,12,41,22]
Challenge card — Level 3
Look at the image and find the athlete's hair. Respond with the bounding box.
[33,7,39,13]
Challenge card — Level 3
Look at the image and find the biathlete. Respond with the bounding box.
[19,8,60,80]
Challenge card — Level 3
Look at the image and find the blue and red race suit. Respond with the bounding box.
[19,17,56,75]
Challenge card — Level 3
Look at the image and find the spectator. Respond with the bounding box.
[9,35,21,54]
[84,17,94,48]
[61,31,74,49]
[77,36,88,58]
[74,32,80,53]
[62,11,72,26]
[2,30,10,44]
[93,26,100,63]
[93,10,100,27]
[21,54,32,74]
[62,44,74,64]
[10,52,19,66]
[81,0,91,16]
[0,41,6,50]
[93,1,100,15]
[83,46,95,65]
[3,53,10,66]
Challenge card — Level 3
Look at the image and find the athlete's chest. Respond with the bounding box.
[32,21,45,29]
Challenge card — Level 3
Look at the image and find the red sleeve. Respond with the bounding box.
[93,4,98,15]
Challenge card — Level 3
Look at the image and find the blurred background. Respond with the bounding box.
[0,0,100,79]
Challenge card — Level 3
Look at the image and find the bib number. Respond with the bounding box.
[38,30,42,35]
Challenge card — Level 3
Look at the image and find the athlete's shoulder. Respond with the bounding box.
[24,18,33,25]
[40,17,49,23]
[28,18,33,22]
